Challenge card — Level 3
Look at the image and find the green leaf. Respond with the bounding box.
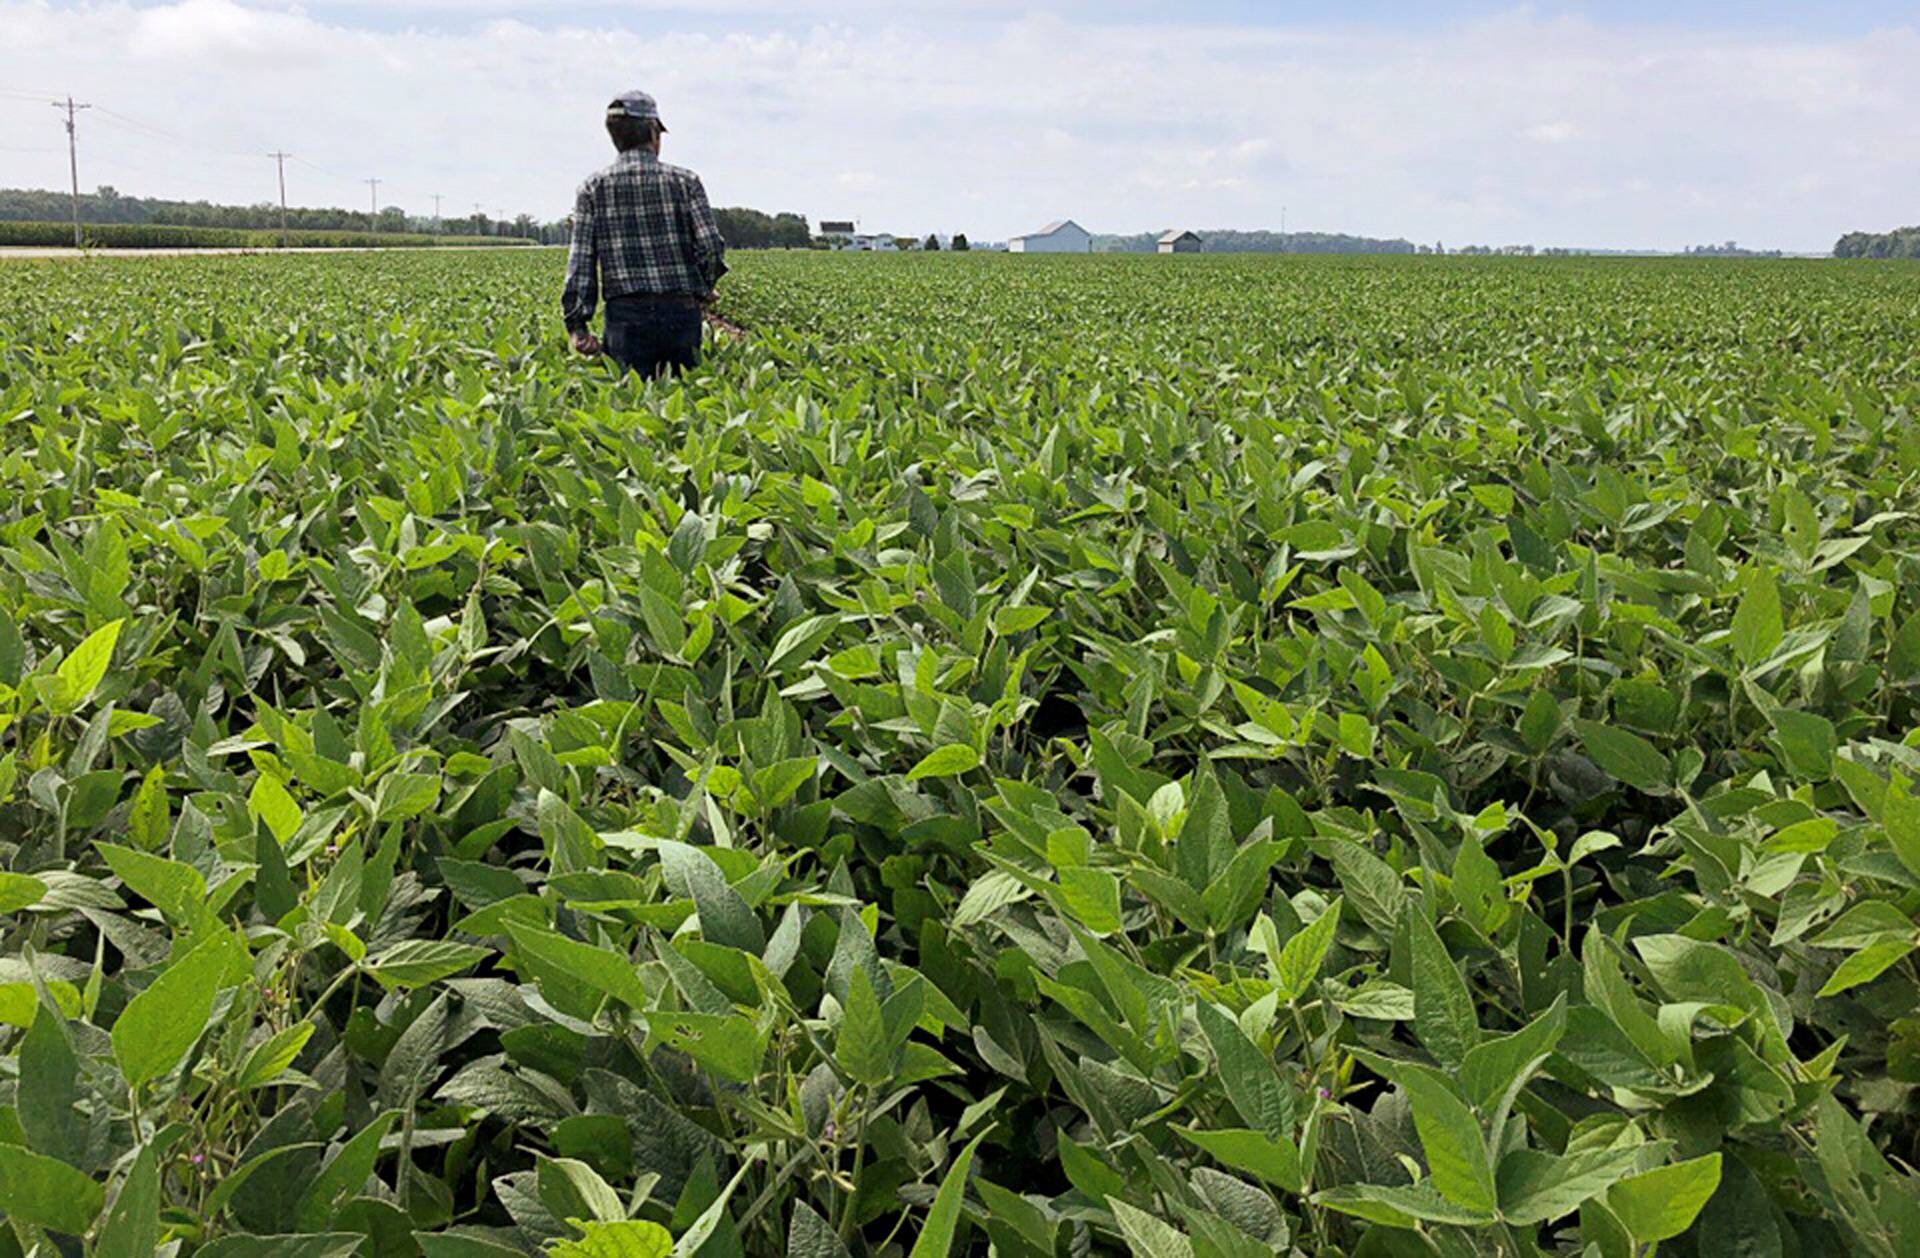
[1274,896,1341,1002]
[1574,720,1672,794]
[652,1011,768,1084]
[1767,707,1836,780]
[547,1220,675,1257]
[1518,688,1564,754]
[836,964,892,1086]
[0,1140,107,1235]
[537,1154,625,1226]
[53,617,123,711]
[908,1130,989,1258]
[1408,908,1479,1068]
[18,1000,82,1162]
[1196,1000,1294,1140]
[1497,1144,1645,1225]
[765,614,843,674]
[1174,1126,1304,1194]
[1818,938,1915,997]
[787,1200,853,1258]
[94,1142,160,1258]
[297,1110,399,1229]
[363,938,488,990]
[1459,995,1566,1111]
[236,1021,316,1089]
[1178,757,1234,891]
[0,871,46,912]
[1606,1153,1723,1244]
[1730,572,1784,668]
[1883,782,1920,885]
[1107,1198,1195,1258]
[658,839,765,954]
[1400,1064,1497,1217]
[1056,866,1123,935]
[96,842,206,926]
[195,1235,364,1258]
[250,772,303,844]
[113,931,233,1091]
[1316,1181,1496,1227]
[993,604,1052,634]
[906,743,981,781]
[506,920,651,1013]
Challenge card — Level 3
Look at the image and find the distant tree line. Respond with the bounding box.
[0,185,566,242]
[711,208,812,249]
[1092,229,1418,255]
[0,220,528,250]
[1681,241,1783,258]
[0,186,839,252]
[1834,227,1920,259]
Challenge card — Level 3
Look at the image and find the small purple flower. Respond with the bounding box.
[1317,1087,1332,1101]
[190,1153,205,1166]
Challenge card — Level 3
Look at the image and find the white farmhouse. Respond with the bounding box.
[818,220,898,252]
[1007,219,1092,254]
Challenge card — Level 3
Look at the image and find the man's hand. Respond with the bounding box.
[569,327,602,356]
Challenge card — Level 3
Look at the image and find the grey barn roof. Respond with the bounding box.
[1158,230,1202,244]
[1011,218,1086,241]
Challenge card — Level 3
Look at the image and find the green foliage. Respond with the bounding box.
[0,249,1917,1255]
[0,219,528,249]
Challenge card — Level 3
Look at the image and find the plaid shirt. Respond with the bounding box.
[562,149,728,331]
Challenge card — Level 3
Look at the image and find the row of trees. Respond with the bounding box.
[1835,227,1920,258]
[0,186,565,241]
[0,186,918,252]
[1093,229,1418,255]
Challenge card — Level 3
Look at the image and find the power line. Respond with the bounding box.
[51,96,91,247]
[269,151,291,241]
[90,104,259,163]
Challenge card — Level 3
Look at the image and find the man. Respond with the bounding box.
[562,90,728,377]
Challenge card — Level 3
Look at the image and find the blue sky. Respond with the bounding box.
[4,1,1918,250]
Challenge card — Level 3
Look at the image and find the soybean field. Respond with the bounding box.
[2,250,1920,1256]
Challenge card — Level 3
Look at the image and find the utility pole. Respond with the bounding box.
[473,202,484,236]
[269,151,291,243]
[51,96,91,248]
[365,178,380,232]
[431,193,442,234]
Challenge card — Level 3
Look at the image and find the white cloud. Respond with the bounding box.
[1524,121,1578,144]
[1,1,1915,250]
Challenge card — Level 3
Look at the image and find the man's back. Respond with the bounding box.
[562,90,727,376]
[567,150,725,310]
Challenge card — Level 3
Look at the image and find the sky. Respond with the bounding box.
[2,1,1917,251]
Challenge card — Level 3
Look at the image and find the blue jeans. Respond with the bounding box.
[604,297,702,377]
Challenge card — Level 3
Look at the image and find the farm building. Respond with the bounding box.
[1158,230,1203,254]
[827,231,898,252]
[817,221,897,251]
[1008,219,1092,253]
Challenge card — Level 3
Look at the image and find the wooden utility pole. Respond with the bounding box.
[51,96,91,248]
[365,178,381,232]
[269,151,291,243]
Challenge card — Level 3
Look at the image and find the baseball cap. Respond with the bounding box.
[607,90,667,132]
